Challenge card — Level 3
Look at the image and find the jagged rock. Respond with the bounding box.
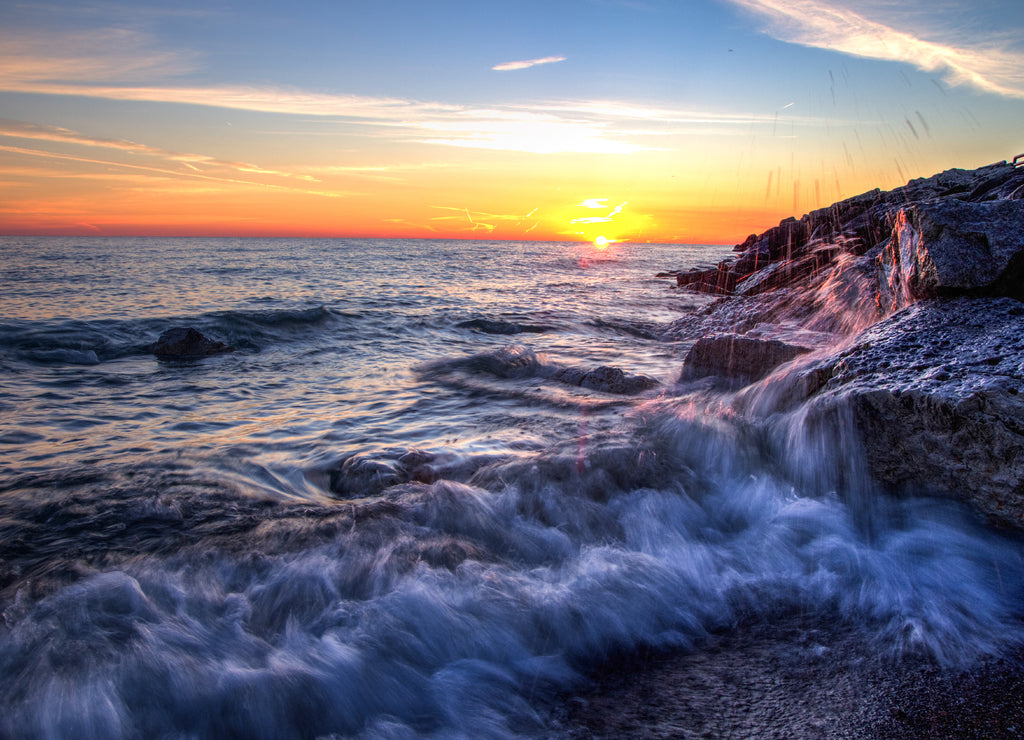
[152,327,233,359]
[796,297,1024,527]
[733,245,771,275]
[552,365,659,395]
[665,161,1024,310]
[676,264,738,295]
[679,333,813,383]
[662,158,1024,527]
[876,199,1024,313]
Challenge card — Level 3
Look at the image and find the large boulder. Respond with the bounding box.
[680,333,814,383]
[876,199,1024,312]
[795,297,1024,527]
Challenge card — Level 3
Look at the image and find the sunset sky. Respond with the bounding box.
[1,0,1022,243]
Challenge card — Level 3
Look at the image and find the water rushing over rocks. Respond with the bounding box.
[1,160,1024,737]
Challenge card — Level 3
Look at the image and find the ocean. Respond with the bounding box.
[1,236,1022,738]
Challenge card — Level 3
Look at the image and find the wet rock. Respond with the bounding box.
[660,159,1024,526]
[676,265,738,295]
[876,198,1024,313]
[680,333,813,384]
[663,161,1024,312]
[152,327,234,359]
[328,455,408,499]
[473,345,541,378]
[552,365,659,395]
[797,297,1024,527]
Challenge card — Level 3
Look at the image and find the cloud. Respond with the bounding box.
[0,143,343,197]
[578,198,609,208]
[725,0,1024,98]
[0,28,833,156]
[0,118,163,154]
[427,205,539,234]
[492,56,567,71]
[0,118,324,184]
[0,28,197,83]
[571,201,627,224]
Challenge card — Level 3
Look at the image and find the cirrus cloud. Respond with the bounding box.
[492,56,567,71]
[725,0,1024,99]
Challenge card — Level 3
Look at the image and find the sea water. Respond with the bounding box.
[0,236,1022,738]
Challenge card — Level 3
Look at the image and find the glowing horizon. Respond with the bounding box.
[1,1,1022,244]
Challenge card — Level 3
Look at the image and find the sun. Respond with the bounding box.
[594,235,609,249]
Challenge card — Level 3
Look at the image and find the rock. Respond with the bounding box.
[735,242,844,296]
[680,333,813,383]
[661,158,1024,528]
[796,297,1024,527]
[876,199,1024,313]
[552,365,659,395]
[152,327,234,359]
[663,161,1024,312]
[676,264,739,295]
[328,455,408,499]
[472,345,541,378]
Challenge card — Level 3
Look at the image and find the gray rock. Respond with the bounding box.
[152,327,234,359]
[680,333,813,384]
[552,365,659,395]
[876,199,1024,313]
[473,345,541,378]
[795,297,1024,527]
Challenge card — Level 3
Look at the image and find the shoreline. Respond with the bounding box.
[551,158,1024,738]
[554,620,1024,739]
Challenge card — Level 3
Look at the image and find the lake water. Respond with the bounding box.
[1,236,1022,738]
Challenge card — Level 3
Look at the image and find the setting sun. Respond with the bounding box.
[594,235,609,248]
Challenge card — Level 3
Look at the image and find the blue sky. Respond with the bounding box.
[1,0,1022,240]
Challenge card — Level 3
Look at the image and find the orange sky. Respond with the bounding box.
[2,1,1022,244]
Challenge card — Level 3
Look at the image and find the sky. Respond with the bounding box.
[1,0,1022,244]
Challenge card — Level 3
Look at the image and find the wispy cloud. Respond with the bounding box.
[725,0,1024,98]
[0,28,197,83]
[0,118,323,184]
[0,143,343,197]
[492,56,567,72]
[571,201,627,224]
[428,205,539,233]
[0,118,163,154]
[0,28,829,156]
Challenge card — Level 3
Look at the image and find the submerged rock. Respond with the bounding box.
[152,327,234,359]
[474,345,542,378]
[456,318,551,335]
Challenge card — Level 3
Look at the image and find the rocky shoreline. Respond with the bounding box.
[667,157,1024,529]
[549,159,1024,739]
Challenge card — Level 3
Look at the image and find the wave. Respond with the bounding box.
[419,345,654,388]
[0,306,356,366]
[2,396,1022,737]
